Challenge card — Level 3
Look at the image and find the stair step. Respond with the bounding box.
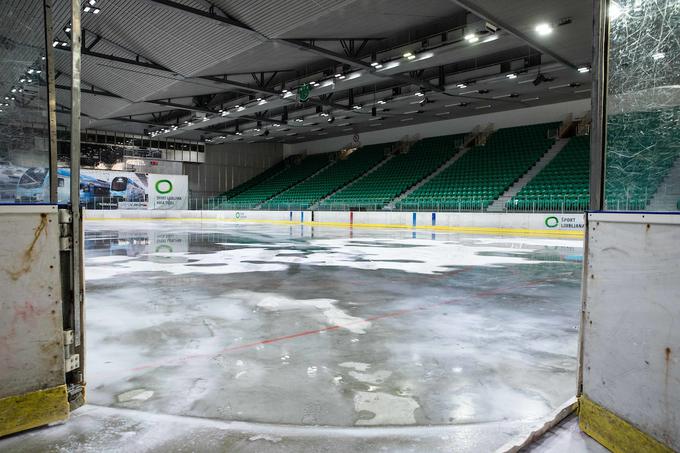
[487,138,569,212]
[311,153,394,209]
[387,145,473,209]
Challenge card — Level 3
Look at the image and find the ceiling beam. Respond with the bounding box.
[54,45,167,71]
[284,39,446,94]
[450,0,578,70]
[56,83,223,114]
[282,39,371,69]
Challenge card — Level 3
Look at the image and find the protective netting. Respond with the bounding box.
[605,0,680,211]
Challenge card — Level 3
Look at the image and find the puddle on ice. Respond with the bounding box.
[354,391,421,425]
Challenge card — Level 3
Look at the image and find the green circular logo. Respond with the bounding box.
[155,244,173,253]
[545,216,559,228]
[155,179,173,194]
[235,212,240,219]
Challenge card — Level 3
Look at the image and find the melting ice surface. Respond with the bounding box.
[80,221,583,449]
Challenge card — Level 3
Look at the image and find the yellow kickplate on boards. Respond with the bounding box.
[0,385,69,437]
[578,395,673,453]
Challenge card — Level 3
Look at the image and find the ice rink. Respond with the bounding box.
[0,221,586,452]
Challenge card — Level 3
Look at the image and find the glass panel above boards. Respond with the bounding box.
[604,0,680,212]
[0,0,50,204]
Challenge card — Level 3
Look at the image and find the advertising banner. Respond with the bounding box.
[3,166,187,210]
[147,174,188,210]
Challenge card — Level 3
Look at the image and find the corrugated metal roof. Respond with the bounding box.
[36,0,593,143]
[106,102,175,119]
[54,48,177,101]
[56,87,133,119]
[278,0,464,39]
[195,41,322,76]
[213,0,359,38]
[82,0,265,77]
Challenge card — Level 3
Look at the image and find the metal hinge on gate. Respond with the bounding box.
[59,209,73,251]
[63,329,80,372]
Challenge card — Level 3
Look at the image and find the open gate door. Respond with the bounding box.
[0,0,85,437]
[0,206,85,435]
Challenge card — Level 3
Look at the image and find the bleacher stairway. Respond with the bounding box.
[255,158,336,208]
[648,154,680,211]
[388,146,473,209]
[310,154,395,209]
[487,138,569,212]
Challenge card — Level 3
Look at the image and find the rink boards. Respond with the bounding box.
[85,210,584,237]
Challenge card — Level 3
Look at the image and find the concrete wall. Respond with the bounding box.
[84,209,584,236]
[284,99,591,156]
[185,142,283,198]
[580,212,680,450]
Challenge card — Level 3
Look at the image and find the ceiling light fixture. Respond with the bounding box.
[374,64,383,69]
[535,23,553,36]
[464,33,479,43]
[652,51,665,60]
[506,73,517,79]
[457,83,467,89]
[370,62,379,67]
[414,91,424,97]
[577,65,590,73]
[403,52,413,58]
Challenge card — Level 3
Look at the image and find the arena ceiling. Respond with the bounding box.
[3,0,593,144]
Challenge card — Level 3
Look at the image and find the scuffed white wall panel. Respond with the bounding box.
[0,206,64,398]
[583,213,680,450]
